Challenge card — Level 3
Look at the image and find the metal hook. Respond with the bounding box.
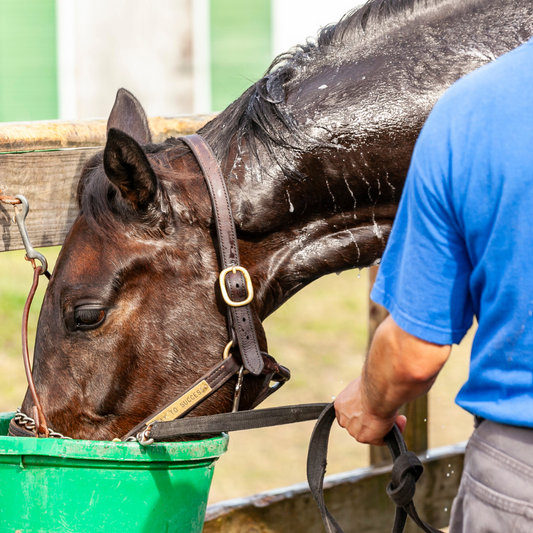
[137,427,154,446]
[13,195,48,274]
[232,366,245,413]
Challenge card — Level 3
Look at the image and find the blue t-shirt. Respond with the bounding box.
[371,38,533,428]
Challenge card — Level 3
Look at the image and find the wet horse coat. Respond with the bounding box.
[22,0,533,439]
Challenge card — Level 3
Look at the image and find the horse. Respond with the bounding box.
[19,0,533,440]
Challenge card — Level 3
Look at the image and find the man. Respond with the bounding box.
[335,37,533,532]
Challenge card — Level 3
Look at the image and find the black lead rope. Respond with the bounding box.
[307,404,443,533]
[151,403,443,533]
[150,403,328,439]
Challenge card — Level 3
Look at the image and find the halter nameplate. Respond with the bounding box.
[121,355,241,441]
[145,381,212,425]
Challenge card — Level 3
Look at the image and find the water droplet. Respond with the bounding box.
[286,190,294,213]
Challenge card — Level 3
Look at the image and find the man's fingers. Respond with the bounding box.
[334,377,402,445]
[395,415,407,434]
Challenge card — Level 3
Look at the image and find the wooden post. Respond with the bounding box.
[368,266,428,465]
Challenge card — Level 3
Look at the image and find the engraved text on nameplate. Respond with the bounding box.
[147,380,213,424]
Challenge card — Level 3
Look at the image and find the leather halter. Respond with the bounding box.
[10,134,290,442]
[182,135,265,375]
[121,134,290,441]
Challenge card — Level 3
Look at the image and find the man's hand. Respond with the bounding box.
[335,315,451,446]
[335,377,407,445]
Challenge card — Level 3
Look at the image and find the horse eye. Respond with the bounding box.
[74,307,106,329]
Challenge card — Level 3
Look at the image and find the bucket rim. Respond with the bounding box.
[0,412,228,462]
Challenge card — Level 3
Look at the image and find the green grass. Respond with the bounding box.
[0,249,474,502]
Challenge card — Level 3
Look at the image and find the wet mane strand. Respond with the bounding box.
[78,0,444,231]
[199,0,442,176]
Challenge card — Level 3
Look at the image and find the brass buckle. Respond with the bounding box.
[223,340,233,360]
[219,266,254,307]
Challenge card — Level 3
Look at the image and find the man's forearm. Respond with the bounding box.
[361,317,448,419]
[335,315,451,445]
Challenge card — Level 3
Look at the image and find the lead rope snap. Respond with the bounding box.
[13,195,50,278]
[3,192,53,438]
[232,366,245,413]
[137,427,154,446]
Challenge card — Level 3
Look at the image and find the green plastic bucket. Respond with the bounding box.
[0,412,227,532]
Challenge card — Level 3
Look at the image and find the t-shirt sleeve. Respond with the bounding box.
[371,101,475,345]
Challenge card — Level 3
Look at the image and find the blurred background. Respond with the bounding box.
[0,0,360,121]
[0,0,474,504]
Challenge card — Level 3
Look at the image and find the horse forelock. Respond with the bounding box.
[76,148,179,241]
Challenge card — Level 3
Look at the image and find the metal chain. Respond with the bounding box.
[14,408,144,442]
[14,408,72,440]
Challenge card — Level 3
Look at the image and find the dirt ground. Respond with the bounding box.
[0,248,474,508]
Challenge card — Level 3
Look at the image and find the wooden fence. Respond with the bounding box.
[0,117,465,532]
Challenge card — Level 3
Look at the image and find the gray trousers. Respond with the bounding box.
[449,419,533,532]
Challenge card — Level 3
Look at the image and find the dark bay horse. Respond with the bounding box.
[21,0,533,439]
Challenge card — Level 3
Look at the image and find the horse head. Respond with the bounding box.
[20,0,533,440]
[21,90,274,439]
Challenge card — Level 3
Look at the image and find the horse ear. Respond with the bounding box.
[107,88,152,144]
[104,128,158,211]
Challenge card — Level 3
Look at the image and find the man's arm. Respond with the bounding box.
[334,315,451,446]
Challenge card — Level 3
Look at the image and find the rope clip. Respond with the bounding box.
[13,195,49,276]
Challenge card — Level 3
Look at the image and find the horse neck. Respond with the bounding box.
[197,125,401,321]
[201,0,533,319]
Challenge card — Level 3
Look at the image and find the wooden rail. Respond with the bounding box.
[0,115,215,253]
[0,115,215,152]
[203,442,465,533]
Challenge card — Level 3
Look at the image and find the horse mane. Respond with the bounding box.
[78,0,454,229]
[199,0,444,178]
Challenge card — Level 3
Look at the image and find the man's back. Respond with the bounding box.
[372,37,533,427]
[336,35,533,533]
